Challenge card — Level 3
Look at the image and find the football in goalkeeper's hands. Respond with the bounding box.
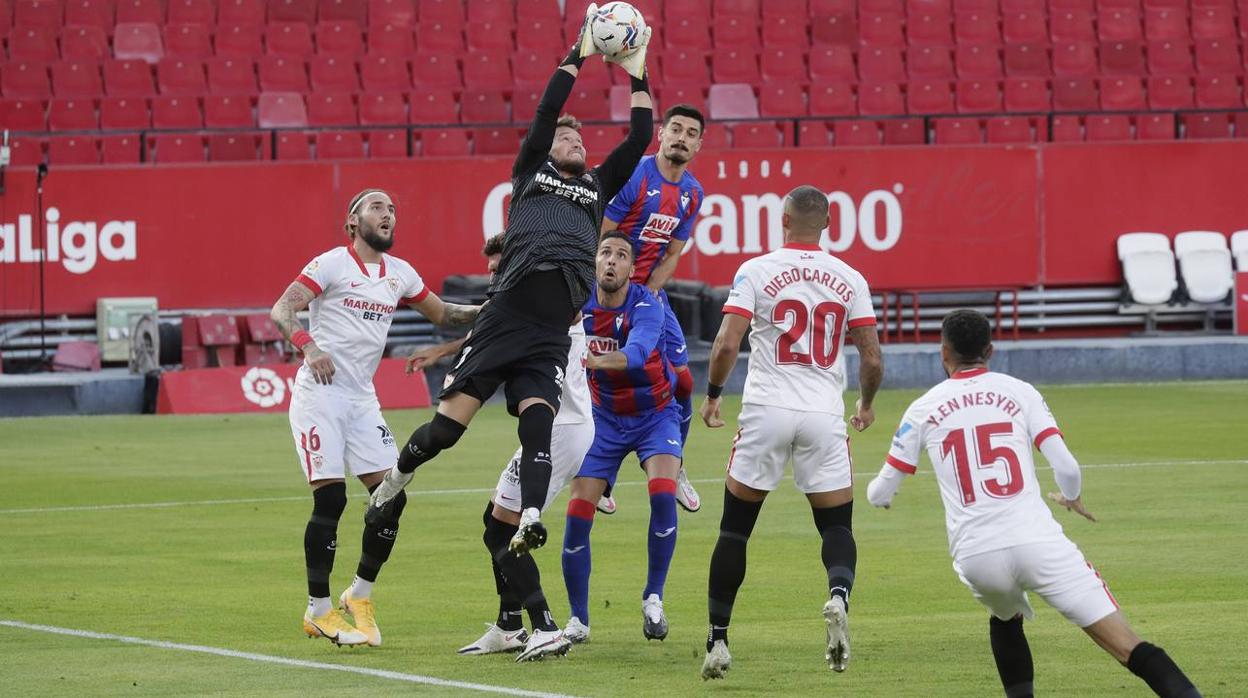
[590,2,647,59]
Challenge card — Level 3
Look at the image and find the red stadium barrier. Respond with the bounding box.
[1237,273,1248,336]
[1,141,1246,316]
[155,358,432,414]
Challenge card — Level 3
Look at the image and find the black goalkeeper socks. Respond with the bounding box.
[304,483,346,598]
[989,615,1034,698]
[1128,642,1202,697]
[707,487,764,645]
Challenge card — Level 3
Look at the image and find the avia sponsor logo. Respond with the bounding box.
[639,212,680,245]
[587,335,619,355]
[0,207,138,274]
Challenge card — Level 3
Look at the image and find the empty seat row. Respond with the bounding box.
[1118,230,1244,305]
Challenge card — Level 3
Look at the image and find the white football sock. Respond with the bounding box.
[308,596,332,617]
[348,576,373,599]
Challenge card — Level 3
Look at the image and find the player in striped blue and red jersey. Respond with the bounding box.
[599,103,707,515]
[560,232,684,645]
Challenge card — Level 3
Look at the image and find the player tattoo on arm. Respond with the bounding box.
[850,325,884,432]
[270,282,314,342]
[439,303,481,327]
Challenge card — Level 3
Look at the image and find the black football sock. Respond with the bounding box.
[516,405,556,511]
[481,503,523,631]
[707,487,764,651]
[1128,642,1202,697]
[305,482,347,599]
[356,485,405,583]
[396,413,466,474]
[990,615,1034,698]
[812,500,856,611]
[484,513,558,632]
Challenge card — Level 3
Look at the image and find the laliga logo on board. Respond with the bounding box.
[0,207,137,274]
[241,367,286,408]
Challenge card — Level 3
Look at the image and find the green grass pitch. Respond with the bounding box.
[2,381,1245,697]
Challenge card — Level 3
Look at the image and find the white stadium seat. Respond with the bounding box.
[1231,230,1248,271]
[1174,231,1233,304]
[1117,232,1178,305]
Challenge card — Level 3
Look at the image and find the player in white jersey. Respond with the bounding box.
[403,235,592,662]
[697,185,883,680]
[867,310,1201,698]
[270,189,482,648]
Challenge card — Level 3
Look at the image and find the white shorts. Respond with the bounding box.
[726,403,853,494]
[953,538,1120,628]
[288,383,397,483]
[493,419,596,514]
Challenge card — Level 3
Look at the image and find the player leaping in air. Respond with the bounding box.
[271,189,481,648]
[867,309,1201,698]
[596,103,706,517]
[365,2,653,643]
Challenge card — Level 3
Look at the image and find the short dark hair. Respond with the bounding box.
[556,114,581,131]
[941,309,992,362]
[599,230,634,258]
[481,233,504,257]
[663,104,705,132]
[785,185,829,218]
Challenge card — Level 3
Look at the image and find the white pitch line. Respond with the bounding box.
[0,620,582,698]
[2,459,1243,516]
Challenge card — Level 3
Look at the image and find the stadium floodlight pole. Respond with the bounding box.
[36,162,47,367]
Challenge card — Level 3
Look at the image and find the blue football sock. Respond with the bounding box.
[562,498,596,624]
[644,478,679,599]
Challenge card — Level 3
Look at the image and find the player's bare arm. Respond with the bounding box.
[645,239,688,295]
[849,325,883,432]
[1048,493,1097,522]
[405,336,467,375]
[410,293,481,328]
[700,313,749,428]
[271,281,335,385]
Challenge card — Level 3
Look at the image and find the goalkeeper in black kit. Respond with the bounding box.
[366,5,654,660]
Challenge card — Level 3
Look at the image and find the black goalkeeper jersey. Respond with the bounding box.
[489,68,652,319]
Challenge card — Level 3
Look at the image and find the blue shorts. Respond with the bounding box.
[577,403,683,488]
[657,289,689,368]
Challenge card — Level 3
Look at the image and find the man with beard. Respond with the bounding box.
[561,232,684,645]
[596,104,707,517]
[270,188,482,647]
[367,10,652,572]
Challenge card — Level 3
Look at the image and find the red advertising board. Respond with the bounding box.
[1237,272,1248,336]
[0,141,1241,317]
[155,358,432,414]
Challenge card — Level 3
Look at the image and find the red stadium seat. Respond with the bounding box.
[359,92,406,125]
[1050,11,1095,43]
[565,87,610,121]
[0,99,46,131]
[408,88,457,123]
[258,56,309,92]
[515,18,565,53]
[317,20,364,57]
[833,120,882,146]
[1099,9,1143,42]
[1144,8,1188,42]
[1002,77,1049,111]
[204,94,256,126]
[1100,76,1145,109]
[316,130,365,158]
[8,28,59,63]
[48,98,98,130]
[664,0,711,21]
[164,23,214,60]
[359,55,408,92]
[216,24,265,58]
[708,83,759,119]
[99,96,150,128]
[1053,78,1099,109]
[712,50,761,84]
[15,0,64,29]
[1192,7,1234,40]
[219,0,266,25]
[369,23,416,56]
[101,134,142,163]
[955,12,1000,46]
[48,135,100,165]
[809,46,856,83]
[367,129,408,158]
[1004,43,1050,78]
[760,48,807,84]
[808,82,857,115]
[411,50,462,89]
[465,20,513,51]
[1003,12,1047,44]
[1148,40,1194,75]
[512,50,558,87]
[664,49,712,87]
[7,136,46,166]
[860,47,905,82]
[985,115,1036,142]
[1136,112,1176,140]
[1182,111,1231,138]
[579,124,626,156]
[168,0,216,25]
[811,13,857,47]
[933,117,983,143]
[730,121,784,148]
[268,22,315,57]
[860,11,905,48]
[766,0,811,17]
[812,0,856,13]
[65,0,115,33]
[2,62,51,99]
[257,91,308,127]
[759,84,807,116]
[1148,75,1194,108]
[114,23,165,64]
[60,26,111,62]
[320,0,365,24]
[797,120,833,146]
[466,0,513,23]
[158,59,207,96]
[151,94,203,127]
[370,0,415,27]
[657,86,708,115]
[909,47,956,80]
[276,131,313,159]
[268,0,317,24]
[462,51,511,89]
[957,79,1002,112]
[908,12,955,48]
[762,14,810,48]
[309,55,360,92]
[414,20,465,52]
[418,0,465,25]
[1101,41,1146,75]
[514,0,558,21]
[858,81,904,114]
[472,126,520,155]
[1050,114,1083,141]
[715,0,760,17]
[149,133,206,163]
[956,45,1003,79]
[954,0,995,11]
[1194,39,1240,75]
[1194,74,1242,108]
[883,118,924,146]
[307,92,356,125]
[713,15,759,47]
[52,61,104,98]
[908,79,956,113]
[209,131,267,160]
[460,88,508,123]
[105,60,156,98]
[1085,114,1131,140]
[116,0,164,24]
[606,84,631,122]
[207,58,259,96]
[419,127,470,156]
